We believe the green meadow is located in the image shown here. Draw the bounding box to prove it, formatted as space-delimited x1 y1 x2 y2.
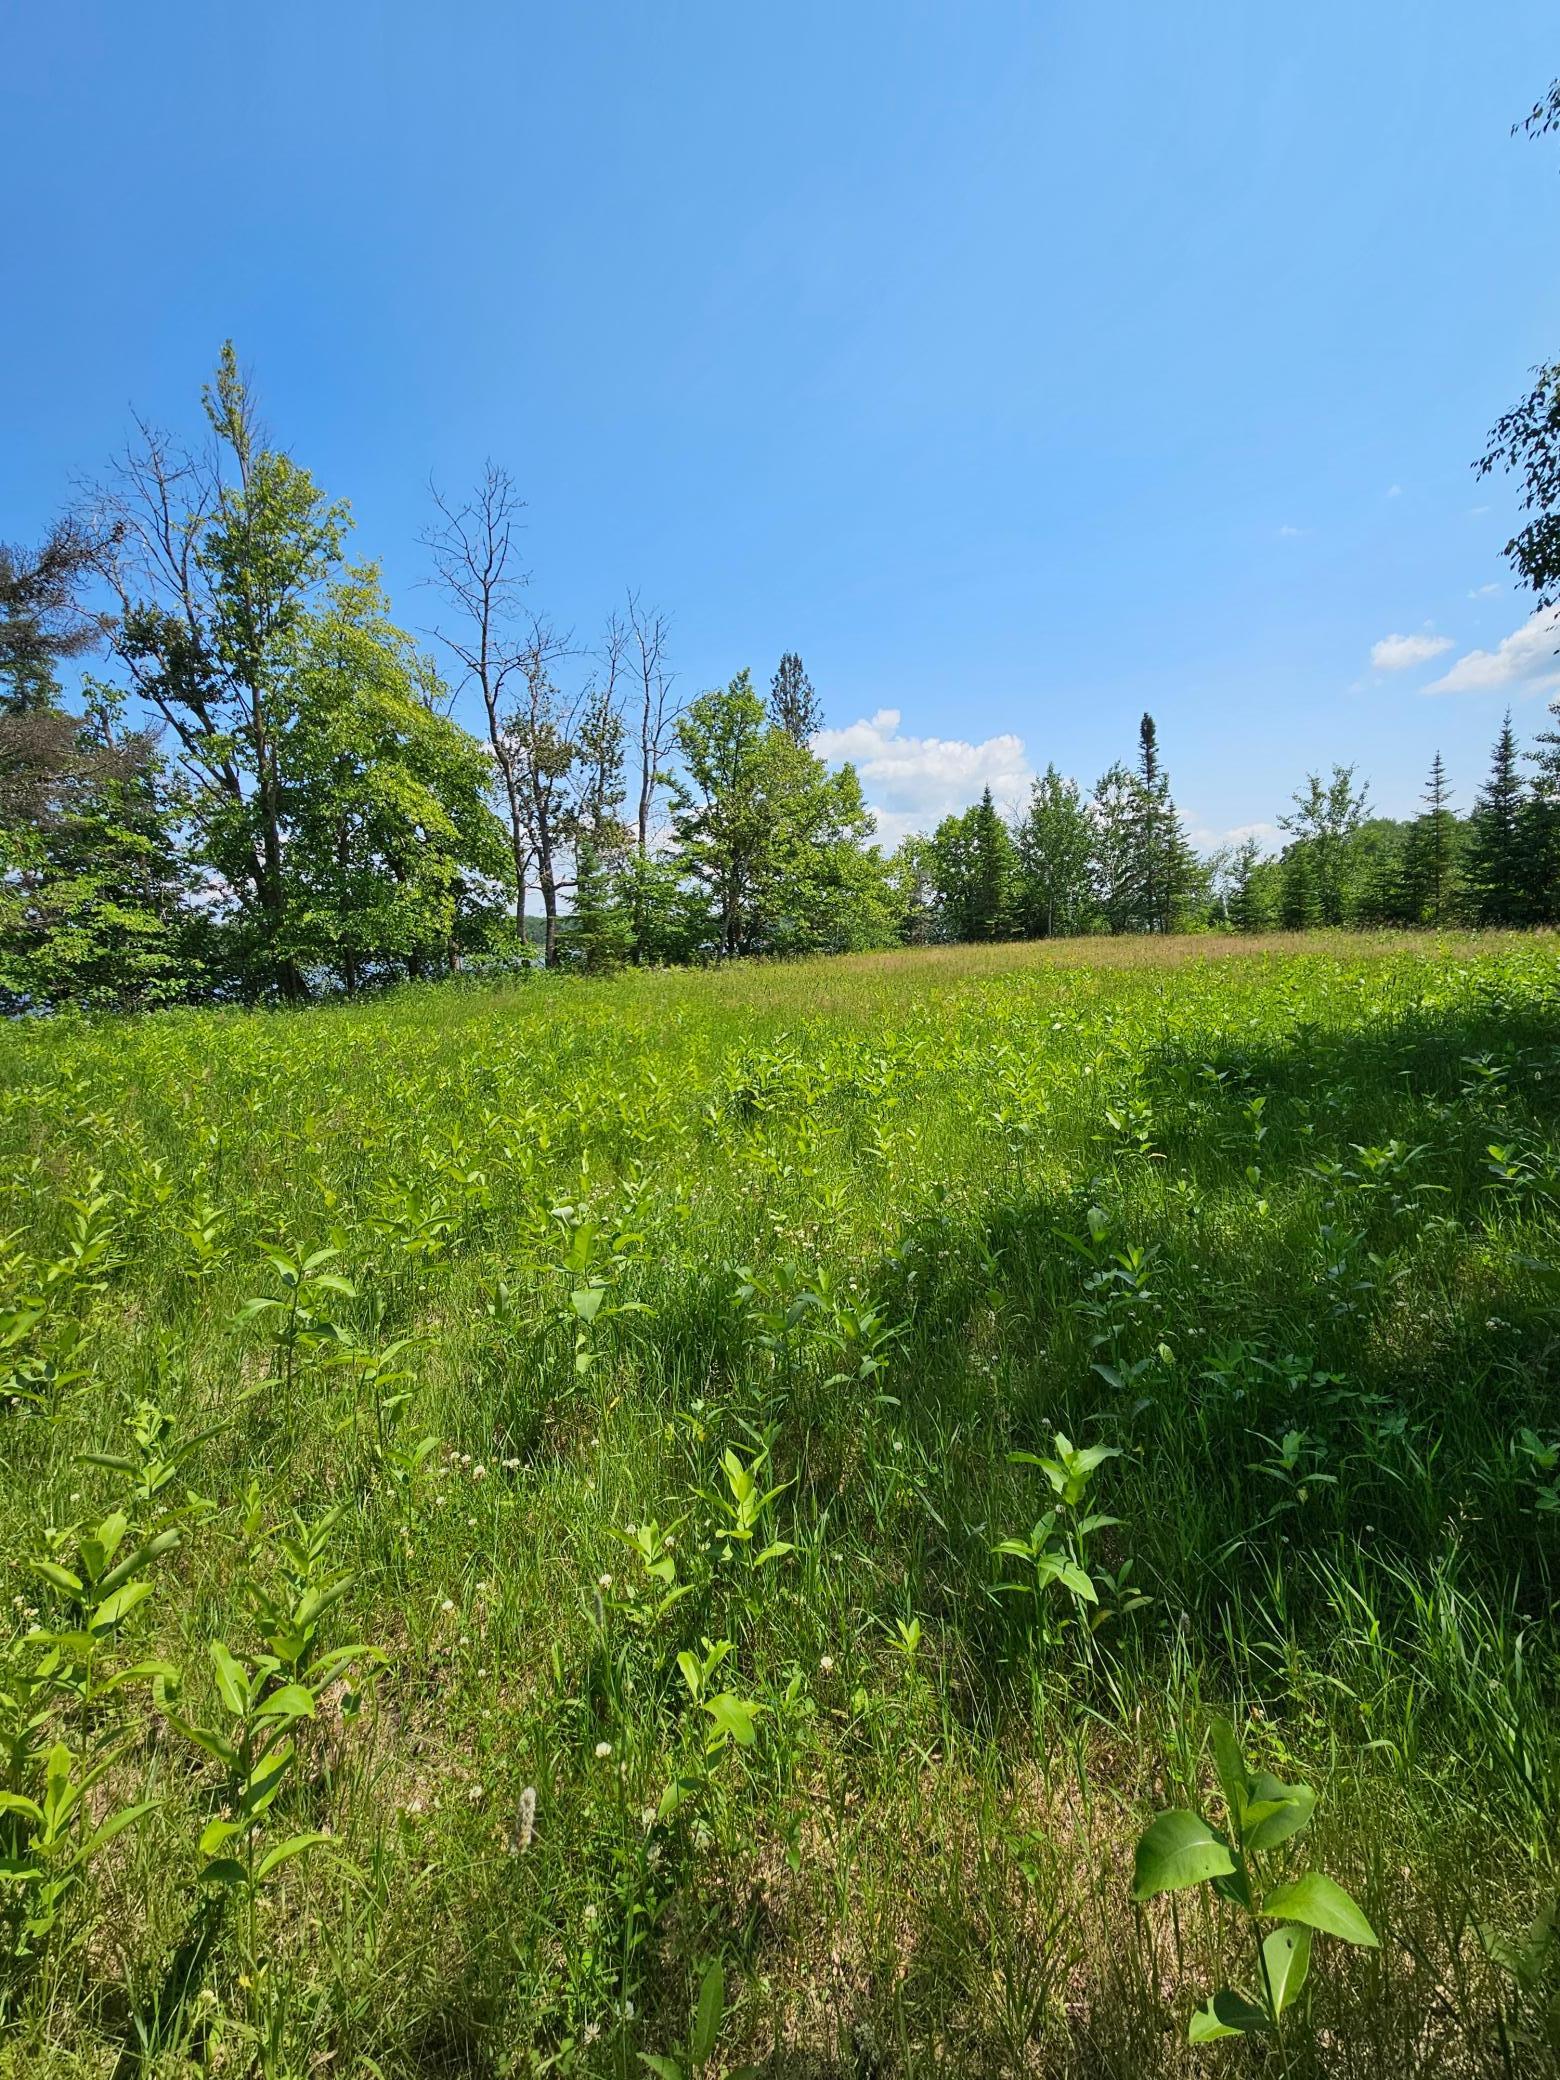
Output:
2 931 1558 2077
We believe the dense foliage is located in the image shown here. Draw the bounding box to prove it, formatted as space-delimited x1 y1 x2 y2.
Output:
8 328 1560 1015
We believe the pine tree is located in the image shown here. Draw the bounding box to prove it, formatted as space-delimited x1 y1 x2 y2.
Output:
1465 714 1530 925
768 653 822 742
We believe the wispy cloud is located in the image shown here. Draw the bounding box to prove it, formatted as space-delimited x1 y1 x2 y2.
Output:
813 708 1032 848
1370 631 1454 671
1277 523 1304 539
1424 604 1560 696
1467 582 1502 599
1386 484 1403 499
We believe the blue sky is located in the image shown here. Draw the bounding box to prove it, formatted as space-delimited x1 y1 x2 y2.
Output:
5 2 1559 849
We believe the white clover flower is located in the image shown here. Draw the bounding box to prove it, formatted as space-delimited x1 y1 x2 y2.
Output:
594 1740 612 1759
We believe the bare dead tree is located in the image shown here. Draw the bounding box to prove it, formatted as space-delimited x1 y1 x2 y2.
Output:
624 591 680 854
422 463 535 939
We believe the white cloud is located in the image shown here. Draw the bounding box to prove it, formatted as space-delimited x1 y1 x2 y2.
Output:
1370 631 1454 671
1185 817 1281 855
1424 604 1560 696
1468 582 1502 599
812 708 1032 848
1386 484 1403 498
1277 523 1303 538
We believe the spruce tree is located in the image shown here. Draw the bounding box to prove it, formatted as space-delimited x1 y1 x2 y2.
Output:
970 785 1014 940
1465 714 1530 925
1399 752 1457 924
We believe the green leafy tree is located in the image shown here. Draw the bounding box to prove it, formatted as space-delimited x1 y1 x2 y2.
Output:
1014 765 1094 936
0 528 189 1011
0 687 190 1013
1278 766 1369 927
671 672 778 956
96 343 349 999
268 571 512 988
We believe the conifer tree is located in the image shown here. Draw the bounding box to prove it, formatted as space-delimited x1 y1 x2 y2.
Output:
768 652 822 742
1399 751 1457 924
1465 714 1530 925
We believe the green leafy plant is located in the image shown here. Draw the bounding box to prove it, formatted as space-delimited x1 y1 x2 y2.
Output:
657 1639 764 1825
1131 1715 1378 2049
994 1433 1144 1642
0 1738 155 1982
639 1956 757 2080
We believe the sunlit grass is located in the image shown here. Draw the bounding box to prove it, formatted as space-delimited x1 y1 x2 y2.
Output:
0 931 1557 2076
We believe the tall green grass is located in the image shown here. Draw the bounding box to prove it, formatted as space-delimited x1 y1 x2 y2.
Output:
0 931 1557 2076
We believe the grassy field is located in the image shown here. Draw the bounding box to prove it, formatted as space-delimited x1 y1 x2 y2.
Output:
2 932 1559 2077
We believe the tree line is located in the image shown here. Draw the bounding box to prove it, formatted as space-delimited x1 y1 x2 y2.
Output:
4 315 1560 1013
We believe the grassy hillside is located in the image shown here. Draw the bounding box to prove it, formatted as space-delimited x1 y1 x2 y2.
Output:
2 933 1558 2077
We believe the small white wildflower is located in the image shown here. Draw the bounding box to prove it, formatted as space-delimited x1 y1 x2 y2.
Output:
583 1902 598 1923
594 1740 612 1759
819 1654 834 1674
472 1465 487 1482
597 1572 613 1591
440 1598 455 1614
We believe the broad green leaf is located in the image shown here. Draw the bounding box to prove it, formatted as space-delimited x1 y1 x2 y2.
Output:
1262 1924 1312 2015
240 1744 294 1819
1131 1810 1236 1899
1210 1715 1249 1824
1262 1872 1379 1947
692 1956 725 2064
703 1692 760 1747
637 2059 684 2080
1188 1989 1270 2041
199 1815 243 1857
198 1857 247 1888
1243 1772 1315 1852
256 1831 332 1880
96 1528 181 1596
571 1285 607 1323
209 1641 251 1717
1055 1561 1097 1601
255 1682 316 1725
90 1580 154 1634
166 1716 239 1772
